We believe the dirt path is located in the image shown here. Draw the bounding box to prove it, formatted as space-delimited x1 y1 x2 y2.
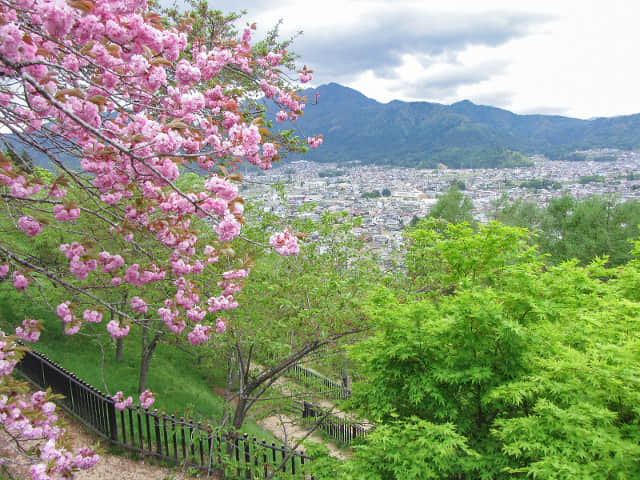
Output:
257 412 347 460
248 365 357 460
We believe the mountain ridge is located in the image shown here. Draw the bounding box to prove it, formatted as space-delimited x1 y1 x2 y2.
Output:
285 83 640 168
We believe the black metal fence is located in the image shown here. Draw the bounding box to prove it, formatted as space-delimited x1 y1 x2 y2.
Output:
285 364 351 400
301 401 371 446
16 348 311 477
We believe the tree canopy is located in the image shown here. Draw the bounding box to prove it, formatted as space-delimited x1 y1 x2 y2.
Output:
337 221 640 480
0 0 319 476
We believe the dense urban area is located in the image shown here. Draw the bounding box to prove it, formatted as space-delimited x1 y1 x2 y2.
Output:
243 149 640 259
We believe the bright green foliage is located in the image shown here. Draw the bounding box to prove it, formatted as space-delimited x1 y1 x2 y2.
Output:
339 419 477 480
427 185 474 225
231 207 373 359
405 220 536 298
342 221 640 479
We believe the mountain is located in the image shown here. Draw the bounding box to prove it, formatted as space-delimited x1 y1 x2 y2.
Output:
282 83 640 168
8 83 640 172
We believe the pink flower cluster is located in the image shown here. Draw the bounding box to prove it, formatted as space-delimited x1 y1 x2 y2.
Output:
112 391 132 411
307 135 324 149
0 334 20 376
270 231 300 256
0 333 99 479
187 324 212 346
82 310 102 323
130 296 148 314
139 389 155 409
207 295 238 314
60 242 98 281
15 319 41 342
17 216 42 237
106 320 130 339
56 302 81 335
53 204 80 221
298 66 313 83
98 251 124 274
122 264 166 286
12 271 30 290
215 318 227 333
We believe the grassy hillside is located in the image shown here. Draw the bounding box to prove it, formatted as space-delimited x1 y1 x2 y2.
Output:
0 286 275 441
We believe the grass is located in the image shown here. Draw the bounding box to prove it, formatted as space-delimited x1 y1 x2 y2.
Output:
0 286 277 443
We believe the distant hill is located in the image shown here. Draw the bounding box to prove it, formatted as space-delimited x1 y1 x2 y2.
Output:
279 83 640 169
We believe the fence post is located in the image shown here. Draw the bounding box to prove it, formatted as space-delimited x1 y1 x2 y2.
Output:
107 400 118 442
153 410 162 454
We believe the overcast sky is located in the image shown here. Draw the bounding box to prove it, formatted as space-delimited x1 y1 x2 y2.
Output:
176 0 639 119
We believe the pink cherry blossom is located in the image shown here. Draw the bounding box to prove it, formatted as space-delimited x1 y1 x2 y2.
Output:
204 176 238 202
0 1 319 472
270 231 300 256
53 204 81 221
71 446 99 469
307 135 323 149
214 215 241 242
262 143 277 158
215 318 226 333
42 0 76 38
15 319 41 342
187 324 212 346
130 296 148 314
82 310 102 324
17 216 42 237
112 391 133 411
106 320 130 339
276 110 289 123
12 271 30 290
299 71 313 83
139 390 155 409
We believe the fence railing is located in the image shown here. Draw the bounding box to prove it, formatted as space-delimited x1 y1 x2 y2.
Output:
301 401 371 446
16 348 311 477
285 364 351 400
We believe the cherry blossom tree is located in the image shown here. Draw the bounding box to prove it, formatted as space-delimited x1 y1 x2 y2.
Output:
0 0 320 477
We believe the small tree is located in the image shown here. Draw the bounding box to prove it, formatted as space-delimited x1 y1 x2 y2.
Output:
214 207 376 432
428 185 474 224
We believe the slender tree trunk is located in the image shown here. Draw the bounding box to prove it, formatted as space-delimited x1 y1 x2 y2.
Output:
138 321 161 394
115 337 123 361
114 293 127 361
232 396 248 432
220 354 237 429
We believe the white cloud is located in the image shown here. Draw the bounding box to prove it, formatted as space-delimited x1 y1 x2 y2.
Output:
170 0 640 118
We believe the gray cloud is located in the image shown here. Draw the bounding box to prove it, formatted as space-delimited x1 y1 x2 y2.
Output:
517 105 570 116
169 0 281 14
296 9 551 83
393 59 509 100
470 90 515 109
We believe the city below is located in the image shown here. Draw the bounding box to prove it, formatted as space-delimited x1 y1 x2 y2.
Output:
242 149 640 260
